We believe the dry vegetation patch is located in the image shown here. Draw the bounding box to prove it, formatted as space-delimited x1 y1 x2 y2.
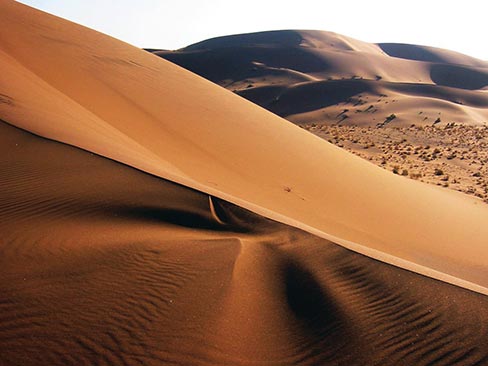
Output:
303 123 488 203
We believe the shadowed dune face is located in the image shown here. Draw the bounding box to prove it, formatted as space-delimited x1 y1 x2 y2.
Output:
238 78 488 118
151 30 488 126
2 120 488 365
378 43 488 67
430 64 488 90
379 43 446 63
241 80 375 117
157 46 330 83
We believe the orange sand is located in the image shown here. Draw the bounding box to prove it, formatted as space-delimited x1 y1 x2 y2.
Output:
1 2 488 364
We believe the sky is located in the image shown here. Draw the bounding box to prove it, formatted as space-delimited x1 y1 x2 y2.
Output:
16 0 487 60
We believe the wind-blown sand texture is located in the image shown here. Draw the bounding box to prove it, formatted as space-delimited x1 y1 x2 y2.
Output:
152 30 488 202
1 1 488 365
2 120 488 365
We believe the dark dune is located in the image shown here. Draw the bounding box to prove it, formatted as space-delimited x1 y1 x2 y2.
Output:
238 79 375 117
234 84 287 109
430 64 488 90
387 80 488 106
238 79 488 119
155 46 330 83
379 43 452 63
2 120 488 365
378 43 488 67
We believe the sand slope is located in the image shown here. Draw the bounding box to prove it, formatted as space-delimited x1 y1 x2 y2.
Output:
152 30 488 126
1 0 488 295
2 120 488 365
151 30 488 203
2 2 488 364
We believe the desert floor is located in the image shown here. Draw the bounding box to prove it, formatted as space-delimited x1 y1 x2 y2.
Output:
304 123 488 203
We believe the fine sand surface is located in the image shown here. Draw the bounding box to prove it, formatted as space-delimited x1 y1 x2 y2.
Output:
1 0 488 294
2 120 488 366
1 1 488 364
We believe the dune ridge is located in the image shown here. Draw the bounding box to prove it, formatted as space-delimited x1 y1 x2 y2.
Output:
153 29 488 125
1 0 488 295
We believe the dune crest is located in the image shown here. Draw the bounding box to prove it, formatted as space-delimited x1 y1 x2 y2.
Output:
154 30 488 124
1 0 488 297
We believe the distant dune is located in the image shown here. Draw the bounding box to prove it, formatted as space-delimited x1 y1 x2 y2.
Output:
151 30 488 126
1 1 488 365
151 30 488 204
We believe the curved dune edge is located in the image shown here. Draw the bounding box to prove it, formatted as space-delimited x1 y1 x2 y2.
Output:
3 120 488 366
1 0 488 295
2 117 487 297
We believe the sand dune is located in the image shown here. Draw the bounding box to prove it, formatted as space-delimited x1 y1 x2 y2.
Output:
2 120 488 365
378 43 488 67
152 30 488 125
1 0 488 293
152 30 488 203
1 1 488 364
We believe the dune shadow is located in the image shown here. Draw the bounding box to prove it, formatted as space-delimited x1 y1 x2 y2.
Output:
378 43 446 63
100 205 227 231
430 64 488 90
102 198 276 234
284 261 345 334
236 85 287 110
269 79 374 116
209 197 278 233
387 81 488 107
159 46 331 83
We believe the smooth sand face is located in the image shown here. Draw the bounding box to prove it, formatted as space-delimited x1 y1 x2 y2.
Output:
2 120 488 365
1 0 488 294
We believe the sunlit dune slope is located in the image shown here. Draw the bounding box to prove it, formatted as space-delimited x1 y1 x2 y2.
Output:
152 30 488 126
1 0 488 294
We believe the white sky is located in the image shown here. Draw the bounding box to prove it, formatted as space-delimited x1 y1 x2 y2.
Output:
16 0 487 60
